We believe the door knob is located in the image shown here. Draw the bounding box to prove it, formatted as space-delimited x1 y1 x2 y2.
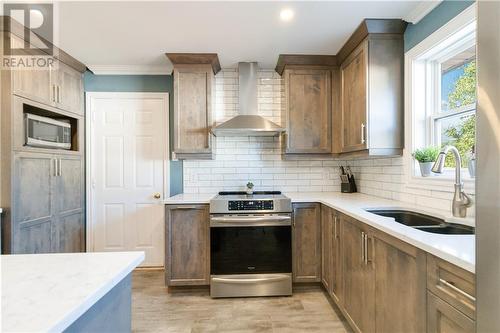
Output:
153 193 161 199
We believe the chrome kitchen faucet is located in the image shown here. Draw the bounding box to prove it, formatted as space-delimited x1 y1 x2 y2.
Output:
431 145 473 218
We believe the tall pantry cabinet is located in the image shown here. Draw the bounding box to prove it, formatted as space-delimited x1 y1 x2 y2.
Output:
1 17 87 254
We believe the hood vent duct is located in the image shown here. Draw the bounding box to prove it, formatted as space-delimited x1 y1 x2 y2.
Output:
211 62 285 137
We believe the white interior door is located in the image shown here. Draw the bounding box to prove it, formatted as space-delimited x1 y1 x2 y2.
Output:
87 93 169 267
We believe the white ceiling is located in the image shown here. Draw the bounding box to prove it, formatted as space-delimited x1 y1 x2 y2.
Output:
56 1 428 74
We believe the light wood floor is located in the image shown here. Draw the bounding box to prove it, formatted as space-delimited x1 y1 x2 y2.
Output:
132 269 349 333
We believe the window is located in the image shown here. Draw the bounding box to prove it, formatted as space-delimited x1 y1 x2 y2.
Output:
406 4 476 184
434 47 476 168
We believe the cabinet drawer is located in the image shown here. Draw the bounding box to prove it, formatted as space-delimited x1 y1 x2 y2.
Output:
427 254 475 319
427 291 475 333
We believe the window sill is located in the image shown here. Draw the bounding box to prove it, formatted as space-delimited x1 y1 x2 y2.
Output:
406 173 475 194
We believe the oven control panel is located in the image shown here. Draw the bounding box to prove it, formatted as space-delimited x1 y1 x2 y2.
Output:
228 200 274 211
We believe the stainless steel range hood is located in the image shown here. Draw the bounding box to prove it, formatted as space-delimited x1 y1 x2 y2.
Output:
211 62 285 137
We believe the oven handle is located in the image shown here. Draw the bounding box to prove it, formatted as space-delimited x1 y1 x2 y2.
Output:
212 275 290 284
210 215 291 227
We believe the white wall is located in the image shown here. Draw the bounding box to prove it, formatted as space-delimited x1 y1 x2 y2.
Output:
182 69 475 215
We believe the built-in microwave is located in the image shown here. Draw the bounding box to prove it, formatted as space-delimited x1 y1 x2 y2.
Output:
25 113 72 149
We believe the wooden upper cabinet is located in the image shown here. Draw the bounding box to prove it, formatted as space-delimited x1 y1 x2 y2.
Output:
167 53 220 160
340 44 367 153
284 68 332 154
276 55 337 158
9 34 53 106
338 19 406 157
8 32 85 115
165 204 210 286
54 61 84 115
292 203 321 282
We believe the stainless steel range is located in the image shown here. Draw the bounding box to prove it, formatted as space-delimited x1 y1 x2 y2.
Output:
209 191 292 298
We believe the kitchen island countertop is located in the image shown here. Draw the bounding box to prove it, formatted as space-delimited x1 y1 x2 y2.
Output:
1 251 144 332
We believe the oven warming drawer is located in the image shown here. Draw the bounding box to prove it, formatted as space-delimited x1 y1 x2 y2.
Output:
210 273 292 298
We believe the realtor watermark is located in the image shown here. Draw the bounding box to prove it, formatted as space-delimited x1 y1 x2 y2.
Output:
2 3 56 70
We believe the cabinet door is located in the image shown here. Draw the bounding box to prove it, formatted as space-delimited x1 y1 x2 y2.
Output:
56 61 84 115
331 212 343 303
285 69 332 154
374 233 427 333
321 205 333 291
52 212 84 253
10 33 54 106
13 153 55 253
341 42 368 153
165 205 210 286
342 216 375 333
427 292 475 333
53 156 84 252
292 203 321 282
173 67 213 156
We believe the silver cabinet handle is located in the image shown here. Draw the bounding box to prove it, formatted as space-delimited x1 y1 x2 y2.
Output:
52 84 56 103
174 206 198 209
58 158 62 176
334 216 338 239
361 231 365 263
57 85 61 103
361 123 366 144
53 158 57 176
438 278 476 302
364 234 368 265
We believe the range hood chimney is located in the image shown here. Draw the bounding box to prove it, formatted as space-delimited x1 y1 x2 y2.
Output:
211 62 285 137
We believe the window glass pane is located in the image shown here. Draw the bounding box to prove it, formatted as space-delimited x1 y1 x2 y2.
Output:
440 46 476 112
435 113 476 168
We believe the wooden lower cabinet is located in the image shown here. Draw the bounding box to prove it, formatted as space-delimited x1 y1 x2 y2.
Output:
341 215 375 333
328 210 427 333
321 205 333 291
427 291 475 333
331 211 343 303
165 204 210 286
373 231 427 333
292 203 321 282
321 206 343 302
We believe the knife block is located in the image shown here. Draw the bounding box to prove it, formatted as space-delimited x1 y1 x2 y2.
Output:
341 176 357 193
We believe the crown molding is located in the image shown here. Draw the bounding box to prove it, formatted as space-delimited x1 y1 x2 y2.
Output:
88 65 171 75
404 1 442 24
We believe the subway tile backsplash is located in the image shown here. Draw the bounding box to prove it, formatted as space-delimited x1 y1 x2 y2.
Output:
181 69 475 214
183 136 343 194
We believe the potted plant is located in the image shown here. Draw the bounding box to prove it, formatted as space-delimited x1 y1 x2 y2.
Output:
246 182 254 195
412 147 440 177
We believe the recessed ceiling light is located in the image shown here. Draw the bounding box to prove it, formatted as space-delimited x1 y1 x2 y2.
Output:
280 8 294 22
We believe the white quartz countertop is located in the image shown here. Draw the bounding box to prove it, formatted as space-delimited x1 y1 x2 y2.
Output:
163 193 215 205
1 251 144 332
164 192 475 273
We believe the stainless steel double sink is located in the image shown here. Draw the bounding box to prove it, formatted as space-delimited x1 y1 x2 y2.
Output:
365 209 474 235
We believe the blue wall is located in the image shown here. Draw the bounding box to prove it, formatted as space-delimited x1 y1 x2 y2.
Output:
404 0 475 51
84 72 183 196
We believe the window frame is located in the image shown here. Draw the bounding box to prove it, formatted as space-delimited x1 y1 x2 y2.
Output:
404 4 476 193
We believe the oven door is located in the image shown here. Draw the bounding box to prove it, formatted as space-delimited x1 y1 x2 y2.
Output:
210 214 292 297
